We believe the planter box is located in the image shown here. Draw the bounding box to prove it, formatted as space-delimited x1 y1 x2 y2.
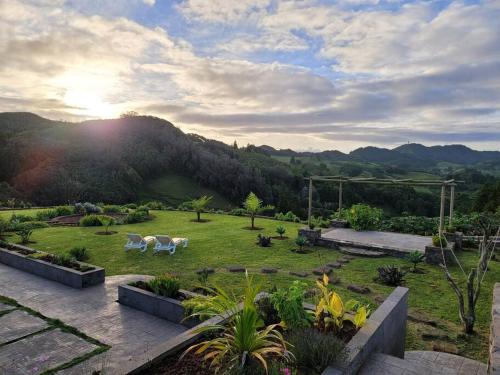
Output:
322 287 409 375
330 219 348 228
118 284 201 327
444 231 463 251
0 245 104 288
298 227 322 244
424 244 454 265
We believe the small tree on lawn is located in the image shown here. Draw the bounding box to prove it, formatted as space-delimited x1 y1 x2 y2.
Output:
244 192 262 229
276 225 286 239
190 196 213 222
99 216 114 234
295 235 307 252
405 251 425 272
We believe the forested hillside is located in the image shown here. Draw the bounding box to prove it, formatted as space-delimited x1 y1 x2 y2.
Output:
0 112 498 217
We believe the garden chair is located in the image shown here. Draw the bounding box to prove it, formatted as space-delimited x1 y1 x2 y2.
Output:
153 235 188 255
124 233 153 253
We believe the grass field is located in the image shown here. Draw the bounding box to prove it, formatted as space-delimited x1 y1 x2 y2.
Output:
1 209 497 362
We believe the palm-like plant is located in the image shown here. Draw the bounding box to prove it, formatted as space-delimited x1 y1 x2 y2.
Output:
405 250 425 272
190 195 213 222
244 192 262 229
276 225 286 239
99 215 114 234
295 235 307 252
182 273 291 373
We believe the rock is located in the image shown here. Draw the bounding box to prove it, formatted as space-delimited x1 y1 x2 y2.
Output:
337 258 350 264
196 268 214 274
289 271 309 278
312 266 332 276
227 266 246 273
326 262 342 269
342 255 355 260
304 288 319 298
347 284 371 294
432 342 459 354
318 276 341 285
340 247 385 258
261 267 278 274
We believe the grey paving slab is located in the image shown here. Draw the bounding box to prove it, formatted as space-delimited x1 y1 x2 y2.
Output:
0 329 97 375
0 302 14 312
322 228 430 252
0 310 48 345
0 263 187 374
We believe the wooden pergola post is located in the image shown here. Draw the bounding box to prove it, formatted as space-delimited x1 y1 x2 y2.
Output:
308 177 313 228
449 185 455 226
439 184 446 236
338 180 343 212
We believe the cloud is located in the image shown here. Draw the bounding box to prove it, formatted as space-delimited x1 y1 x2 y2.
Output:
143 0 155 6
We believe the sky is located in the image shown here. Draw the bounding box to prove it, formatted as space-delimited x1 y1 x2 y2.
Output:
0 0 499 152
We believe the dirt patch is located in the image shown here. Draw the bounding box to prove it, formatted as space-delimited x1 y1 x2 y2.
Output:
144 351 213 375
271 236 289 240
242 226 264 230
190 219 211 223
95 231 118 235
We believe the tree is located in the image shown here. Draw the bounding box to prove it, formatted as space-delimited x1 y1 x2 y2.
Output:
405 251 425 272
99 216 114 234
295 235 307 252
243 192 262 229
276 225 286 239
233 140 238 150
190 195 213 222
120 110 139 118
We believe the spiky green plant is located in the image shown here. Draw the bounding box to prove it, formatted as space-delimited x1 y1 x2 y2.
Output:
405 251 425 272
244 192 263 229
190 195 213 222
276 225 286 239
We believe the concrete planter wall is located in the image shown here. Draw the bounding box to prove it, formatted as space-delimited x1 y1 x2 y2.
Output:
424 244 454 265
330 219 348 228
444 231 463 251
322 287 409 375
118 284 201 327
298 227 322 244
489 283 500 375
0 246 104 288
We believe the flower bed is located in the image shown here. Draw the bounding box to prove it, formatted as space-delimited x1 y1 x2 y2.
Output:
0 243 104 288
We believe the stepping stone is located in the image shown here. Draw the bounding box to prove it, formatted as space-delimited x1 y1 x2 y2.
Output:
347 284 371 294
261 268 277 274
227 265 246 272
340 247 385 258
337 258 350 264
342 255 355 260
318 276 341 285
289 271 309 278
196 268 215 274
0 302 14 312
312 266 333 276
0 329 98 375
326 262 342 269
0 310 48 345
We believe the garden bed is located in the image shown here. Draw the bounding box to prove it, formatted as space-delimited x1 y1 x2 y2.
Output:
118 283 201 327
49 213 127 226
0 244 104 288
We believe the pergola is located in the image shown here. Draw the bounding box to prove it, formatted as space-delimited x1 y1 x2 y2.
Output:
306 175 463 235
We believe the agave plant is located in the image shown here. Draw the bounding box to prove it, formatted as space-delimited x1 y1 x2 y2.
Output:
182 273 292 373
314 274 369 333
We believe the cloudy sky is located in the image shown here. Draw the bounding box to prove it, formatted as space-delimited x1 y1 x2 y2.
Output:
1 0 499 152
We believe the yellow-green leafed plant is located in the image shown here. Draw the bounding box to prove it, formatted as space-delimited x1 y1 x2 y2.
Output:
315 274 369 333
182 273 292 373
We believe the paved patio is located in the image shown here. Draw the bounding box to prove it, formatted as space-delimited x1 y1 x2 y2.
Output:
0 263 187 374
322 227 431 253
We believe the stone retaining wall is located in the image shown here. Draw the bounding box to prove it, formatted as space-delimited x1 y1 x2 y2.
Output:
489 283 500 375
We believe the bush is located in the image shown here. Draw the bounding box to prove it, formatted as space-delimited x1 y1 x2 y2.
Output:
69 247 89 262
84 202 102 214
136 205 150 214
276 225 286 238
126 210 149 224
147 274 180 298
123 203 137 210
405 251 425 272
229 208 247 216
10 213 35 223
295 235 307 252
79 215 103 227
310 216 330 229
377 265 406 286
256 295 280 326
17 227 33 244
270 281 311 329
286 328 347 374
102 205 123 213
256 234 272 247
432 234 448 247
274 211 300 222
380 216 438 236
345 204 383 231
144 201 165 210
0 217 8 238
12 221 49 231
51 253 75 268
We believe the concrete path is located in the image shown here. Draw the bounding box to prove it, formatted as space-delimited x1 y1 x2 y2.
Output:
0 263 187 374
322 228 430 253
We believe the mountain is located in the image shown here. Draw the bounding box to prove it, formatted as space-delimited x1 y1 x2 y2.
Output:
394 143 500 164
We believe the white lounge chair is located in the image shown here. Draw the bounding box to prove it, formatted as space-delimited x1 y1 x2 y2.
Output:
153 235 188 255
124 234 154 253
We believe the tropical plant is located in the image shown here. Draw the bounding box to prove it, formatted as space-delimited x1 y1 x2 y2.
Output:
405 251 425 272
256 234 272 247
197 268 211 287
148 274 180 298
69 247 90 262
314 275 369 333
286 328 347 374
276 225 286 238
182 274 291 373
274 211 300 223
295 235 307 252
0 217 8 239
345 204 383 231
256 295 280 326
244 192 262 229
190 195 213 222
270 281 311 329
17 227 33 244
432 234 448 247
376 265 406 286
99 215 115 234
79 214 103 227
102 205 123 213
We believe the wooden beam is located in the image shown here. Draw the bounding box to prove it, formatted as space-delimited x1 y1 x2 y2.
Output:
449 185 455 225
439 184 446 236
308 177 313 228
338 181 343 212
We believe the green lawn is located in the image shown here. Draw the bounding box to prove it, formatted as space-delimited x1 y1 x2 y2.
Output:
1 209 498 362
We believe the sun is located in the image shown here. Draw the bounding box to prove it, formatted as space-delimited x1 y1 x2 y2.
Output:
64 89 117 119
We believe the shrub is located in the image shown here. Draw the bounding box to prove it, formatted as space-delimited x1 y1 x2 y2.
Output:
83 202 102 214
295 235 307 252
256 234 272 247
274 211 300 222
345 204 383 231
276 225 286 238
0 217 8 239
136 205 150 214
270 281 311 329
12 221 49 231
229 208 247 216
256 295 280 326
197 268 211 287
432 234 448 247
69 247 89 262
79 215 103 227
377 265 406 286
17 228 33 244
55 206 74 216
310 216 330 229
126 210 149 224
123 203 137 210
102 205 123 213
286 328 347 374
10 213 35 223
380 216 438 236
405 251 425 272
144 201 165 210
51 253 75 268
148 274 180 298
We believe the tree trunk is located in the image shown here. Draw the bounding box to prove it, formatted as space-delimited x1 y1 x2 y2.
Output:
197 211 201 222
251 215 255 229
